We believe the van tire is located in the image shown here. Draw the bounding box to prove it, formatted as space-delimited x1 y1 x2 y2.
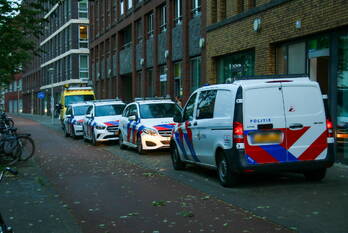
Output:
217 150 238 187
171 143 185 170
119 132 126 150
304 168 326 181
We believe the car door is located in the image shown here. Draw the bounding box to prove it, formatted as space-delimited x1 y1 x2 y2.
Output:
120 105 130 141
84 106 92 138
176 92 200 162
281 83 328 161
243 83 287 164
65 106 73 134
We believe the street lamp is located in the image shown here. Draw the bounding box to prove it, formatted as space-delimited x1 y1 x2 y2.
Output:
48 67 55 123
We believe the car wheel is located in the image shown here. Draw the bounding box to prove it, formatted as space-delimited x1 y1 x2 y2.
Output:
304 168 326 181
137 136 145 155
71 125 77 139
63 125 69 137
217 151 238 187
119 132 126 150
92 129 98 146
170 143 185 170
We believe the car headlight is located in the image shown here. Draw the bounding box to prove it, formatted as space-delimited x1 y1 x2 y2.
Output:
95 125 106 130
142 128 158 136
75 121 83 125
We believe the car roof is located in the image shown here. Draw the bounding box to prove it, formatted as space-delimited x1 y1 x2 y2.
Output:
93 100 125 106
133 99 175 105
69 102 92 107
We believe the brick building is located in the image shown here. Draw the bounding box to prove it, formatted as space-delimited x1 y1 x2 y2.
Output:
89 0 206 102
206 0 348 163
22 0 90 115
4 74 23 113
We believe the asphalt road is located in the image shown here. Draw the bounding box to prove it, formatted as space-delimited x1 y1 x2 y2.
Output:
9 114 348 233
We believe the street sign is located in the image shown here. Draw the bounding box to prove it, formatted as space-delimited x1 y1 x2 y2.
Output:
37 92 45 99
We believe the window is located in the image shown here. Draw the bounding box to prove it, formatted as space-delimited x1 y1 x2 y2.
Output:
174 0 182 25
79 25 88 48
217 50 255 83
139 103 180 119
147 12 154 37
135 19 143 43
159 5 167 32
191 57 201 92
136 72 142 97
95 104 125 116
126 104 138 117
112 54 117 76
121 26 132 48
174 62 183 98
66 106 72 115
120 0 124 15
192 0 201 16
196 90 217 119
147 68 154 97
183 93 197 121
78 0 88 18
107 55 112 77
79 55 89 79
214 90 234 118
65 95 94 106
128 0 132 9
288 42 306 74
73 105 90 116
160 65 168 97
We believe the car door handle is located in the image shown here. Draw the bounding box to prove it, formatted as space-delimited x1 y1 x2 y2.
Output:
289 123 304 129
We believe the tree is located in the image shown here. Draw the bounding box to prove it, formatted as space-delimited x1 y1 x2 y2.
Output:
0 0 56 85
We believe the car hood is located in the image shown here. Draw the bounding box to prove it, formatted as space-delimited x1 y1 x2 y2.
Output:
94 116 122 126
140 118 176 131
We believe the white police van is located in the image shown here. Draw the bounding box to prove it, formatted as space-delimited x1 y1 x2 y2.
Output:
64 102 92 138
171 77 335 187
82 99 126 145
119 98 181 154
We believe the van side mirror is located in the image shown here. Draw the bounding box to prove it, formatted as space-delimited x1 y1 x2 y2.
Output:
128 115 137 121
173 113 183 123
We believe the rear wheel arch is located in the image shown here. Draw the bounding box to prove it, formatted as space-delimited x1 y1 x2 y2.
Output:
215 147 225 167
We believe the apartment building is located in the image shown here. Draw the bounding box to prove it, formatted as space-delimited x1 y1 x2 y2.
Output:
4 74 23 113
206 0 348 163
89 0 206 101
22 0 90 115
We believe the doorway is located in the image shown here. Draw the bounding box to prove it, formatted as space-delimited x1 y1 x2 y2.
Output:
309 56 329 95
121 74 133 102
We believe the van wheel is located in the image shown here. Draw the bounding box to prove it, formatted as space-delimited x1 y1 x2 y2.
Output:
304 168 326 181
137 136 145 155
217 151 238 187
171 143 185 170
119 132 126 150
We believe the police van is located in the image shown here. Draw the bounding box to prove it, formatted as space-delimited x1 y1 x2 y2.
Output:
171 77 335 187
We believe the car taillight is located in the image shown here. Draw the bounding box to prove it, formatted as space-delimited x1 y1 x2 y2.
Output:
326 119 333 137
233 122 244 143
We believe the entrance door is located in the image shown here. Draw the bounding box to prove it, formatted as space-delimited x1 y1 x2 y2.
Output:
309 56 330 95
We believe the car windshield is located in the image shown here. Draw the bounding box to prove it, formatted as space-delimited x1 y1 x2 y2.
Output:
65 95 94 106
139 103 181 119
95 104 125 117
73 105 90 116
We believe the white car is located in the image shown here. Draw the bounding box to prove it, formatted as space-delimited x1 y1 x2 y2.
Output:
82 99 126 145
119 98 181 154
63 102 91 138
171 77 335 187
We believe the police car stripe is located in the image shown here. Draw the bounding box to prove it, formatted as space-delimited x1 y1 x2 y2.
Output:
175 132 188 160
298 131 328 161
183 133 200 162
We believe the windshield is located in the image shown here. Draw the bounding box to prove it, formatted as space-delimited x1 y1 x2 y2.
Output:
95 104 125 117
65 95 94 106
73 105 90 116
139 103 181 119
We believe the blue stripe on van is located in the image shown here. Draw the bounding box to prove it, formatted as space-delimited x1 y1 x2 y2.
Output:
183 133 200 162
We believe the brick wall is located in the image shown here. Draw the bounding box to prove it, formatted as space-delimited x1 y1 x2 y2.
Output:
206 0 348 83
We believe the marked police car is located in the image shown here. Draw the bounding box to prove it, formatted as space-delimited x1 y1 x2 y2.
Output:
63 102 91 138
171 76 335 187
118 98 181 154
82 99 126 145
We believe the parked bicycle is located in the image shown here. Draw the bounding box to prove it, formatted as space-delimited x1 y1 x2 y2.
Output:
0 112 14 128
0 167 18 233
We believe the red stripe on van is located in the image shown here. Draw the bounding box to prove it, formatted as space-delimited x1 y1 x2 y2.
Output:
281 127 310 149
298 131 328 161
244 145 279 164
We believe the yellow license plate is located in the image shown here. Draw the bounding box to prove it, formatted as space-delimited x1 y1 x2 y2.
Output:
253 132 282 144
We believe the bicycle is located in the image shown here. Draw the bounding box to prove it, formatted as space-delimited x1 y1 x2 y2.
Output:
0 167 18 233
0 112 14 128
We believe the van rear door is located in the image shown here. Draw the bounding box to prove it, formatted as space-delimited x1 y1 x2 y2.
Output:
243 84 287 164
281 83 328 161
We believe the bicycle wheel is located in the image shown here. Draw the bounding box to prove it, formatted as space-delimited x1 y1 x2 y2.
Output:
17 136 35 161
0 148 20 166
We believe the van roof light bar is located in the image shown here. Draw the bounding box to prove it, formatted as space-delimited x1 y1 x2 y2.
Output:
134 96 172 101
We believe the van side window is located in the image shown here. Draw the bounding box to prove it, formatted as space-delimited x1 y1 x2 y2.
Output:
196 90 217 119
183 93 197 121
214 90 234 118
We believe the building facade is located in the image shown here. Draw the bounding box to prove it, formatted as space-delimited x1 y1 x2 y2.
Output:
206 0 348 163
89 0 207 102
22 0 90 115
4 74 23 113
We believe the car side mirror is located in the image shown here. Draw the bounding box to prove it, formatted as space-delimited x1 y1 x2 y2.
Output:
86 114 92 119
128 115 137 121
65 114 71 118
173 113 183 123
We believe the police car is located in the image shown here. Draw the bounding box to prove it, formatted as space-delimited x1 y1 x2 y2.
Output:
171 76 335 187
82 99 126 145
118 98 181 154
63 102 91 138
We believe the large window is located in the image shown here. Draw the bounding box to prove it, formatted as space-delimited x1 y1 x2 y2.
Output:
174 62 183 98
147 12 154 37
216 50 254 83
196 90 217 119
135 19 143 43
120 0 124 15
136 71 142 97
191 57 201 92
192 0 201 16
78 0 88 18
159 5 167 32
276 42 306 75
159 65 168 97
128 0 132 9
96 104 125 117
79 55 89 79
139 103 180 119
147 68 154 97
79 25 88 48
174 0 182 25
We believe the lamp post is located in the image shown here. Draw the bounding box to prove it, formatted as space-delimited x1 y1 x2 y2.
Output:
48 67 55 123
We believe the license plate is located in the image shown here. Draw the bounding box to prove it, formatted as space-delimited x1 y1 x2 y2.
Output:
252 131 282 144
